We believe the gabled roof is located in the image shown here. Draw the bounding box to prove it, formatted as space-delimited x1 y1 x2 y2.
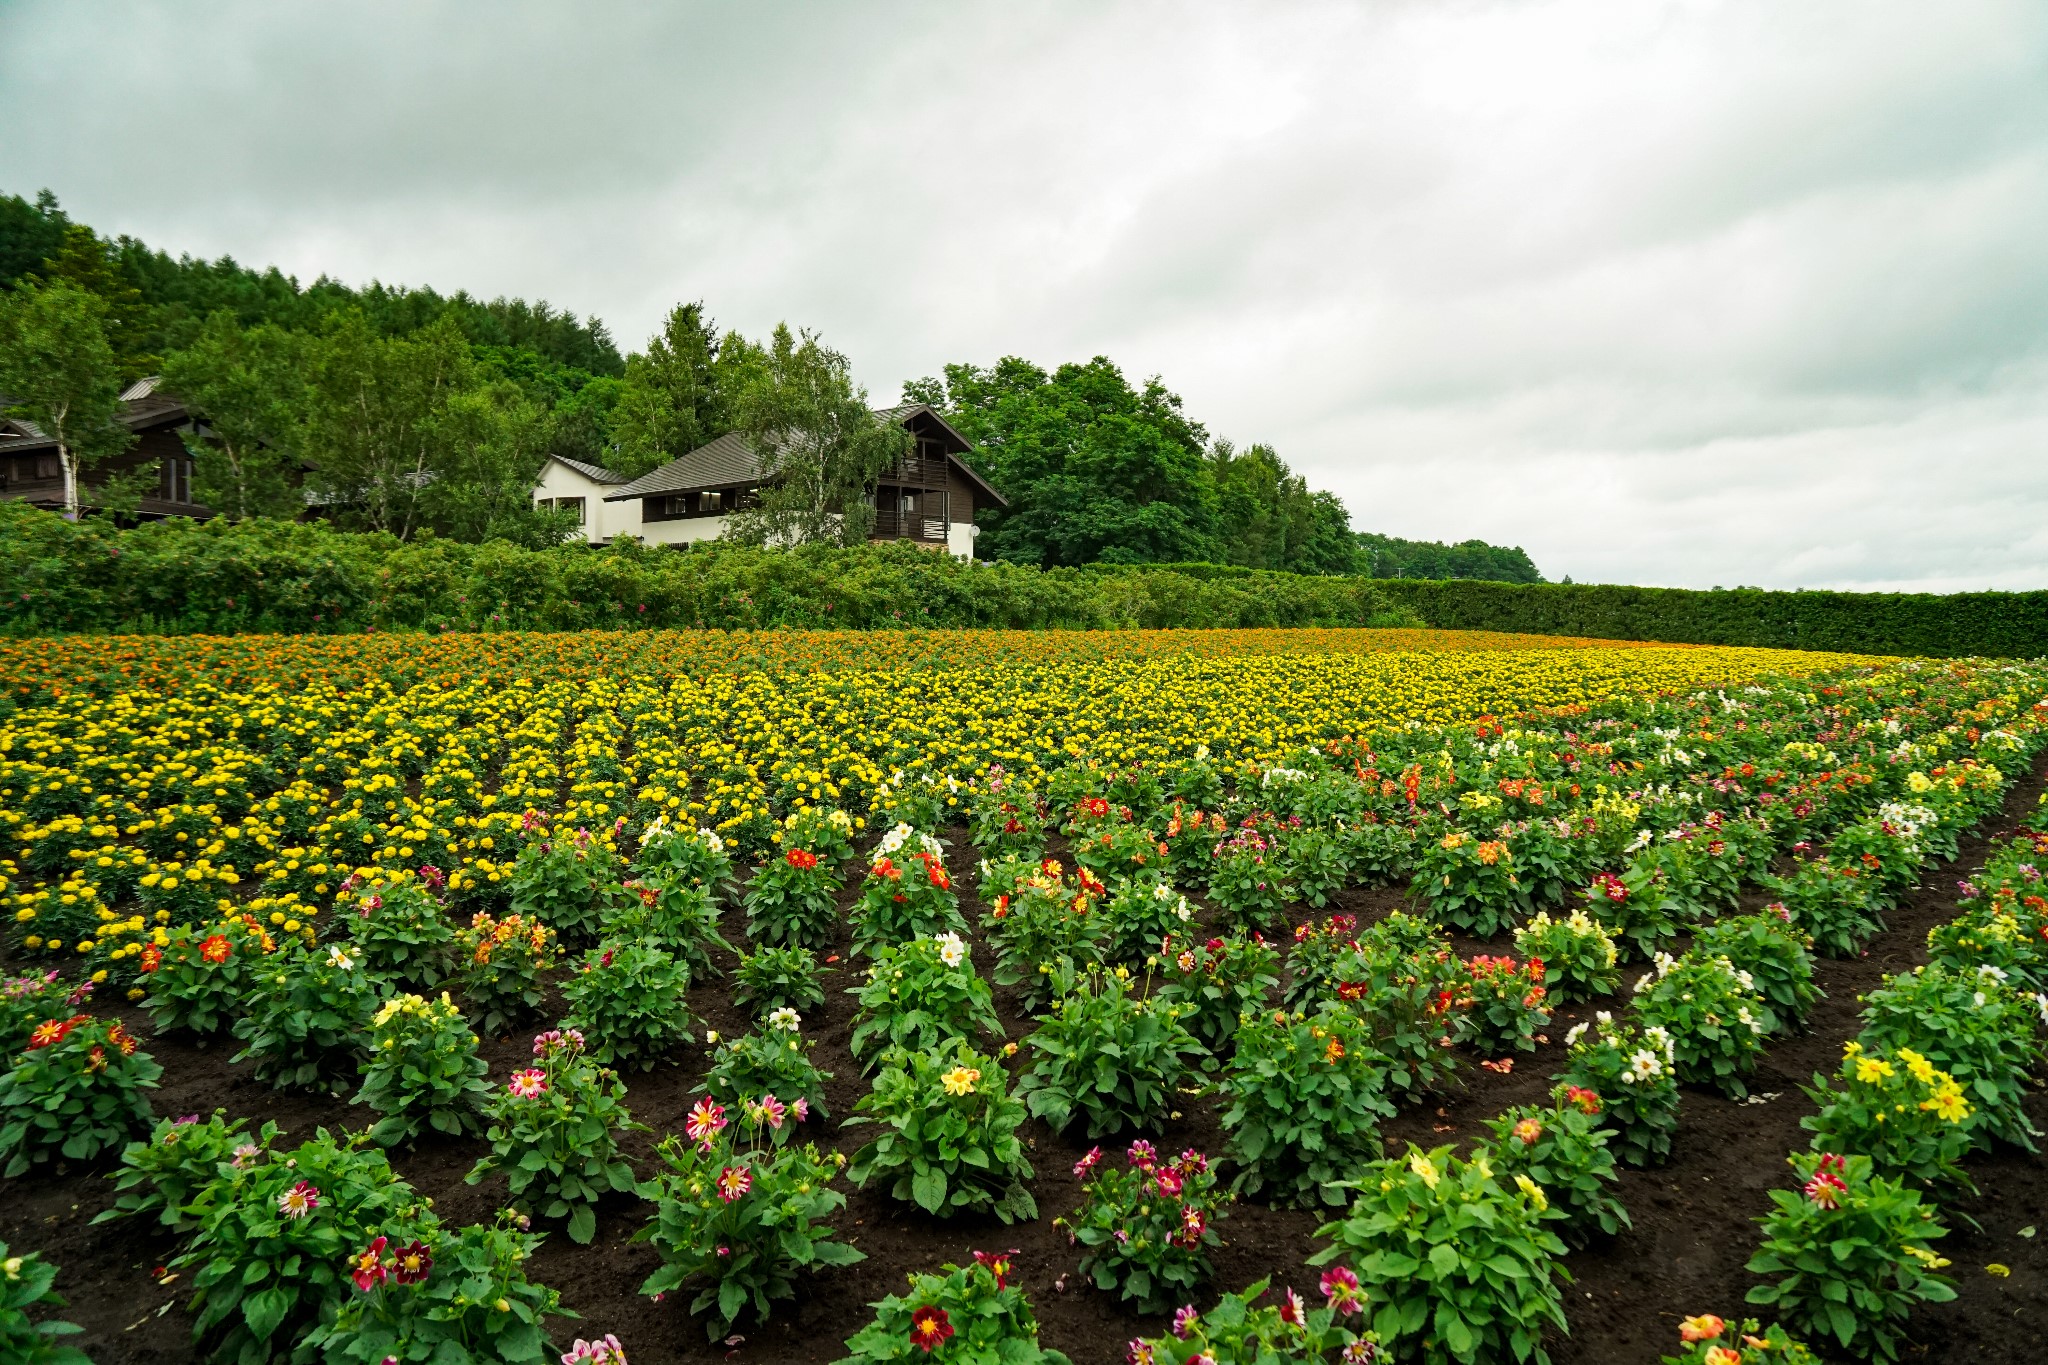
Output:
0 375 192 455
548 454 631 485
604 404 1006 507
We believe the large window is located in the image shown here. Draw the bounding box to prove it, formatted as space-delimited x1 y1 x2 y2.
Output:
159 455 191 504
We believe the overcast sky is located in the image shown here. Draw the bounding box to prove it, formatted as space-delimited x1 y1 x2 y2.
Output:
3 1 2044 590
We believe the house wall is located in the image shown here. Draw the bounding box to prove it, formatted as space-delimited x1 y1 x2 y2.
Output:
946 466 979 559
534 461 635 543
0 424 211 520
636 513 728 547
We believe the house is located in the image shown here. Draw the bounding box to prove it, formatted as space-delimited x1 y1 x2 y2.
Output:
591 403 1004 556
0 377 211 520
533 454 635 543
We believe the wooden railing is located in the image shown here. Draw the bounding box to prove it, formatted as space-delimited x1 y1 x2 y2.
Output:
870 508 948 542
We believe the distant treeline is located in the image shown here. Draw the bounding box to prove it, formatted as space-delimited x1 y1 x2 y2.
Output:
1354 532 1543 583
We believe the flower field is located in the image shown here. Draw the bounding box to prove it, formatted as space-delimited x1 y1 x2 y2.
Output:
2 627 2046 1365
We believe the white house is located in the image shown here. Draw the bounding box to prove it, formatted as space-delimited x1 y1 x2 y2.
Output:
532 455 638 543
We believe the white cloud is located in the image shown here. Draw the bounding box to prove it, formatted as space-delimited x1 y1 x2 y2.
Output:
2 0 2044 589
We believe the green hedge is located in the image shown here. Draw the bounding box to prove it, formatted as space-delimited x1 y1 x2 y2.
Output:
0 503 1417 636
1377 578 2048 659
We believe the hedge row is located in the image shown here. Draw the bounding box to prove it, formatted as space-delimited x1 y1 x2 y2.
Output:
0 503 1417 636
1377 578 2048 660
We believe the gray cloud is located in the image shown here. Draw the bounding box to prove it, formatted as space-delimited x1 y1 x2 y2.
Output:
3 0 2045 590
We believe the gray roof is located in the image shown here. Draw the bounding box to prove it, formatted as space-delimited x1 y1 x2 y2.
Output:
0 376 189 454
605 404 1006 507
549 454 630 484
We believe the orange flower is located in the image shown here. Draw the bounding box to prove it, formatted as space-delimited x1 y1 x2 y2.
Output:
1679 1315 1726 1343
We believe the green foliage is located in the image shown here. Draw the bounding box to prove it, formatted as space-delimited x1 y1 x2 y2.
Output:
1512 909 1619 1003
448 912 559 1038
156 311 308 521
1413 827 1531 937
633 1115 861 1339
0 1239 92 1365
743 846 844 950
1855 964 2048 1151
229 940 375 1089
851 829 966 952
1657 1316 1816 1365
601 878 731 982
1693 911 1821 1034
1552 1013 1681 1167
1205 825 1294 933
608 301 751 479
1219 1004 1396 1208
849 932 1005 1066
1276 825 1351 909
1060 1143 1226 1312
353 991 493 1147
1481 1096 1630 1246
834 1255 1070 1365
0 280 133 518
1151 932 1281 1059
1758 857 1885 959
1310 1144 1570 1365
732 943 829 1016
1800 1043 1976 1199
507 829 623 948
95 1110 255 1234
466 1030 645 1245
1582 863 1688 960
1630 952 1769 1097
982 862 1108 1011
844 1041 1036 1222
1745 1153 1955 1363
0 969 88 1053
1125 1274 1385 1364
1017 965 1205 1138
0 1013 160 1176
1458 955 1551 1056
1355 531 1544 583
697 1016 833 1128
339 876 454 990
556 941 696 1070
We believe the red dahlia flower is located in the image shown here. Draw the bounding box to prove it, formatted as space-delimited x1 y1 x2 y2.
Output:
909 1305 953 1352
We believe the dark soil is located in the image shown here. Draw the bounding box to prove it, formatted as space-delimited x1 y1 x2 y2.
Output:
6 769 2047 1365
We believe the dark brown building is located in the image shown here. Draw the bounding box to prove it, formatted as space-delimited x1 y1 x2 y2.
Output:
0 377 211 520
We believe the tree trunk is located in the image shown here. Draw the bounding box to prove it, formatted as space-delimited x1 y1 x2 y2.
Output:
59 440 78 519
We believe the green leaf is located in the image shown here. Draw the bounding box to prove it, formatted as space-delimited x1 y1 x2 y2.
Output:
912 1166 947 1213
242 1285 294 1342
567 1203 597 1245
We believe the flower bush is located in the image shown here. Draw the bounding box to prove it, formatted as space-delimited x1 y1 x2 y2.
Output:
844 1040 1036 1222
852 826 966 953
698 1014 833 1128
602 877 732 983
1552 1013 1681 1167
1206 825 1292 933
1745 1152 1955 1363
1281 913 1366 1011
449 911 560 1037
1219 1004 1396 1208
1800 1041 1975 1198
302 1211 564 1365
1458 955 1550 1056
1151 933 1281 1059
635 817 736 898
1058 1142 1226 1313
1124 1274 1386 1365
1855 964 2048 1151
733 943 830 1016
466 1030 645 1244
0 1241 90 1365
775 804 858 868
1100 876 1195 967
1693 912 1821 1035
1017 965 1205 1138
633 1099 862 1339
0 1014 160 1176
1324 941 1468 1103
230 941 376 1090
1277 824 1351 909
1481 1093 1630 1246
743 845 844 949
837 1253 1069 1365
338 875 454 989
849 934 1004 1068
1758 857 1885 959
1512 910 1619 1003
352 991 493 1146
0 970 90 1052
1580 862 1688 960
1414 826 1531 937
1310 1143 1569 1365
96 1111 258 1234
1657 1314 1816 1365
1631 952 1769 1097
508 825 626 947
172 1128 435 1365
966 772 1052 861
983 860 1108 1012
557 941 697 1070
139 919 265 1037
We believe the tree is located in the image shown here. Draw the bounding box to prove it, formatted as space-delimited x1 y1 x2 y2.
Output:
0 281 133 518
722 324 909 548
158 311 307 521
419 380 574 547
36 223 157 381
608 302 761 478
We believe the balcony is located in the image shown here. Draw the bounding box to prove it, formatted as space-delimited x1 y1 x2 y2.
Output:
870 508 948 542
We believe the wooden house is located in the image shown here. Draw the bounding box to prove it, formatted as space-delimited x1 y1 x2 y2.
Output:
0 377 210 520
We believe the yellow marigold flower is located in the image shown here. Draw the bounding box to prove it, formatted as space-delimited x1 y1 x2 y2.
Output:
940 1065 981 1097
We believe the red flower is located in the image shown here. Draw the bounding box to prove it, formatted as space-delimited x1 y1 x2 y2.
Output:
1803 1171 1847 1208
910 1305 954 1352
785 848 819 872
140 944 162 973
972 1248 1017 1289
350 1237 390 1292
199 934 232 963
390 1239 432 1284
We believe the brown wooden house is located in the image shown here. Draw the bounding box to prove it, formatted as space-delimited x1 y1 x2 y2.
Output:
0 377 211 520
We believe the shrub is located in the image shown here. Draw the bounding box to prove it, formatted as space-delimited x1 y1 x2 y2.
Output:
836 1253 1070 1365
1630 952 1769 1097
1017 965 1205 1139
732 943 829 1016
557 941 697 1070
603 878 732 982
698 1013 833 1129
1758 858 1885 959
1693 911 1821 1035
849 934 1004 1068
1281 913 1364 1011
1745 1152 1955 1363
1277 824 1350 909
1855 964 2048 1151
1151 932 1281 1059
1481 1093 1630 1246
507 826 625 947
1657 1316 1816 1364
1072 818 1172 886
851 826 966 953
1800 1041 1975 1198
1413 827 1531 937
1552 1013 1680 1167
338 875 454 989
449 911 560 1037
1326 942 1467 1104
0 970 90 1053
466 1029 645 1244
632 817 737 900
773 804 859 869
352 991 492 1146
139 918 268 1037
1100 876 1196 966
1338 818 1417 887
301 1211 563 1365
0 1014 160 1176
844 1040 1036 1222
229 941 375 1089
1218 1005 1395 1208
1512 910 1619 1003
1058 1142 1226 1312
982 861 1108 1012
1127 1274 1390 1362
0 1240 91 1365
743 846 844 949
1581 863 1687 960
633 1101 861 1340
96 1111 258 1234
1458 955 1550 1056
966 774 1052 860
173 1128 434 1365
1828 815 1926 905
1310 1144 1569 1365
1206 825 1293 933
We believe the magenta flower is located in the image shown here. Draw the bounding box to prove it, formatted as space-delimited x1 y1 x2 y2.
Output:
508 1068 548 1100
277 1180 320 1219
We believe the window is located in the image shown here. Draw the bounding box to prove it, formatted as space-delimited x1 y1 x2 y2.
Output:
558 496 585 525
159 455 191 504
35 455 58 480
698 490 721 515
